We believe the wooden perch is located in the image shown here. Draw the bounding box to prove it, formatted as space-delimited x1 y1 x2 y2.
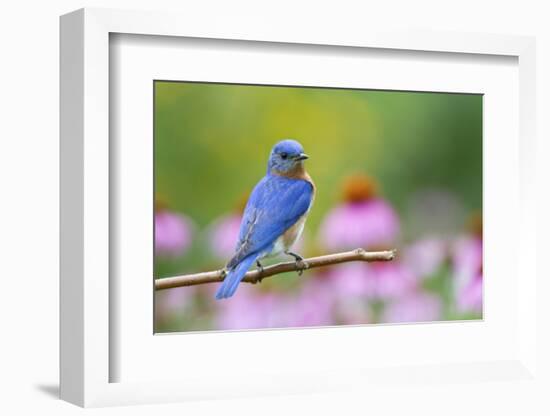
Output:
155 248 396 291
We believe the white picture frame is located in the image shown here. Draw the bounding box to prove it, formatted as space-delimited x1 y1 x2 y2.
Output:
60 7 538 408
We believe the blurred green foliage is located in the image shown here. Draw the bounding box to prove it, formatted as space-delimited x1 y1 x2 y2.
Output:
155 81 481 229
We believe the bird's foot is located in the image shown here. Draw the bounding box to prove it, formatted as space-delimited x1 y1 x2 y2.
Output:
255 260 264 283
286 251 306 276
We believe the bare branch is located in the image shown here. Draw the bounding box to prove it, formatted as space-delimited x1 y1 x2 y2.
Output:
155 248 396 291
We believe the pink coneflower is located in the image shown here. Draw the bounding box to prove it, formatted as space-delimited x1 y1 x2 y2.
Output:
325 261 418 301
334 297 372 325
319 174 399 251
452 235 482 290
208 213 243 260
154 203 194 258
288 278 336 327
456 275 482 314
155 286 196 320
451 213 483 314
369 262 418 300
215 287 266 330
207 195 248 260
452 237 482 314
382 291 442 324
215 286 295 330
402 237 448 280
324 263 372 297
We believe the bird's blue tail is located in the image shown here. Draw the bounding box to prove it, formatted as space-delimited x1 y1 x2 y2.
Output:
215 255 257 299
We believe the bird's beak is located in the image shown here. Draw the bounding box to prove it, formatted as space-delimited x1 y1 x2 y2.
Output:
296 153 309 161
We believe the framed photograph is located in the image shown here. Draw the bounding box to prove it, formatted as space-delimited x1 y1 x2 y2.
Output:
60 8 538 407
152 80 482 333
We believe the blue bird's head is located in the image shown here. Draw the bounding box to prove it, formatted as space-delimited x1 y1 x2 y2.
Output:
267 139 309 175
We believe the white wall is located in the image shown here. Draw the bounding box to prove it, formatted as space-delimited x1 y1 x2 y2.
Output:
1 1 548 415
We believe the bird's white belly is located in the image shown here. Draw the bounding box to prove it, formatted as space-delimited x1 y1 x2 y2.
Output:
262 215 307 259
268 237 287 258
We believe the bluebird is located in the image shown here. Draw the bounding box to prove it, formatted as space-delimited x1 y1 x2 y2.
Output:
215 139 315 299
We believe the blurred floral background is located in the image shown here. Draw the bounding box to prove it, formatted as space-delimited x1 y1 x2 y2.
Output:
154 81 482 333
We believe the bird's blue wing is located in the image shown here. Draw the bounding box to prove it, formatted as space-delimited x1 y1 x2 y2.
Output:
227 175 313 269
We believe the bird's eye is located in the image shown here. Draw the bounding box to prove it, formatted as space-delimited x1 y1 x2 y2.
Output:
280 152 288 159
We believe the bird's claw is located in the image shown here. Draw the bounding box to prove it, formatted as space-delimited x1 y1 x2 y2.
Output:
286 251 305 276
255 260 264 284
295 260 306 276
